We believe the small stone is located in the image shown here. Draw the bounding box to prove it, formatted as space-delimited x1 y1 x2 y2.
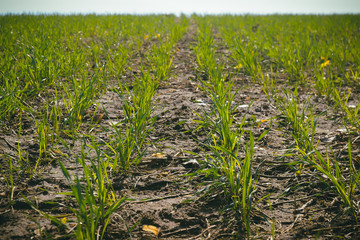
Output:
182 159 200 169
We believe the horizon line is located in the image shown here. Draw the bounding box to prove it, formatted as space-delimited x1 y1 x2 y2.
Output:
1 11 360 16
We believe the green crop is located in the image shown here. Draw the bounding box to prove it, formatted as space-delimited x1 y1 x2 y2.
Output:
1 13 359 239
298 140 360 223
59 140 125 240
192 20 263 237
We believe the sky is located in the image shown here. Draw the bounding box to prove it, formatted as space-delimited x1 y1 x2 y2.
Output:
1 0 360 15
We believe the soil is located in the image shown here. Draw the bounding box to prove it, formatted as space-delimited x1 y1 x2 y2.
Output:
1 20 360 240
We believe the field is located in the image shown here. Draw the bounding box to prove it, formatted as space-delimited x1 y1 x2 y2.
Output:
0 14 360 239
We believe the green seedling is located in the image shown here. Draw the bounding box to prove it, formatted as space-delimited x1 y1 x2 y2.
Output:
298 140 360 223
61 71 104 130
59 140 125 240
275 88 318 156
312 65 334 100
333 88 360 132
192 25 260 237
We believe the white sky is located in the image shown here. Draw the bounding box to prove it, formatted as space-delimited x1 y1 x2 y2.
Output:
1 0 360 15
